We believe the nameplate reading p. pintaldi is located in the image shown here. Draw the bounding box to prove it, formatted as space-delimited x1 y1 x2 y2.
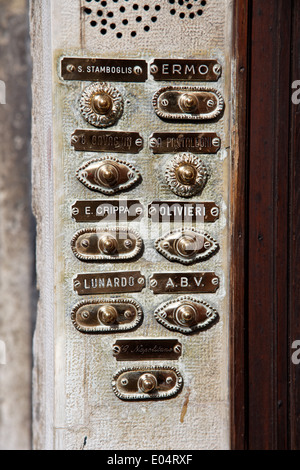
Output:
61 58 147 82
73 272 146 295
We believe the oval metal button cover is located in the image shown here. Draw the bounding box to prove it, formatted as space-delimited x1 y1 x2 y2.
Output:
71 227 143 262
71 298 143 333
154 296 219 335
80 82 124 128
112 366 183 401
152 86 224 121
76 157 141 195
155 228 219 265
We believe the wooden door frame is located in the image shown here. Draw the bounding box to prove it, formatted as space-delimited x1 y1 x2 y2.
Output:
232 0 299 450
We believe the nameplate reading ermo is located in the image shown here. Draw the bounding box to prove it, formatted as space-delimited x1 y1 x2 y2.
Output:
148 202 220 223
61 58 147 82
71 200 143 223
73 272 146 295
149 132 221 154
150 59 222 81
71 130 144 154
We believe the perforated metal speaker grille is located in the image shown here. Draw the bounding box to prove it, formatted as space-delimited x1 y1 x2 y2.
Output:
84 0 208 39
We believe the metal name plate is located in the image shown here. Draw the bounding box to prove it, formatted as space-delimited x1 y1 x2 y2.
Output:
149 272 220 294
61 58 147 82
150 59 222 81
149 132 221 154
73 272 146 295
148 202 220 223
112 339 182 361
71 130 144 154
72 201 143 223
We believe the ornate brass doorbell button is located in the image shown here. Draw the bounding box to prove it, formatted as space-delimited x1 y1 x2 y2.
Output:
76 157 141 195
153 86 224 121
71 298 143 333
71 228 143 262
154 296 219 335
155 228 219 265
112 366 183 401
80 82 124 128
165 153 208 198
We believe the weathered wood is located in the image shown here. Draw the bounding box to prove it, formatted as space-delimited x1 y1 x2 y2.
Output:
248 0 292 450
289 0 300 451
230 0 249 451
0 0 34 451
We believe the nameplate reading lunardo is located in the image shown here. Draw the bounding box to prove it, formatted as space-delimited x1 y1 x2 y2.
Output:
150 59 222 81
71 130 144 154
149 273 220 294
113 339 182 361
61 58 147 82
74 272 146 295
149 133 221 154
148 201 220 223
71 201 143 223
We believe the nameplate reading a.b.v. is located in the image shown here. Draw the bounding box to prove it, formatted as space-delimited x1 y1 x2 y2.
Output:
71 130 144 153
73 272 146 295
72 201 143 223
149 272 220 294
148 202 220 223
61 58 147 82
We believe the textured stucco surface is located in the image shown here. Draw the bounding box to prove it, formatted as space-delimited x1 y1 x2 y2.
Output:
32 0 234 450
0 0 34 450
